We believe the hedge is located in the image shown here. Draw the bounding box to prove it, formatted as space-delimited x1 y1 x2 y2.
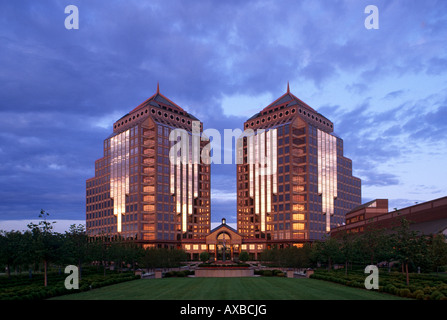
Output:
0 272 139 300
254 269 285 277
164 270 194 278
310 269 447 300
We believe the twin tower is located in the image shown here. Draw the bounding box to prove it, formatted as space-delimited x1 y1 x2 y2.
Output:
86 85 361 258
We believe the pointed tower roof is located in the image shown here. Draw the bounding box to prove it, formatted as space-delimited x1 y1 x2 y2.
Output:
247 83 318 121
130 83 185 114
260 83 316 114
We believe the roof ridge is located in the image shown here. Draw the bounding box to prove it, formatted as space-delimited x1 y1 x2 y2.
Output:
210 223 239 234
129 86 185 114
260 85 317 114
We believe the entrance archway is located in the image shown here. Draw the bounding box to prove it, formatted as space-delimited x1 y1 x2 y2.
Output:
216 231 231 261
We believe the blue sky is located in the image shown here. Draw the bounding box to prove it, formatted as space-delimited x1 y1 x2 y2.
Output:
0 0 446 231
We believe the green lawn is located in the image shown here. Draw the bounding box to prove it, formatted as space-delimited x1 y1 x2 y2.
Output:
50 277 407 300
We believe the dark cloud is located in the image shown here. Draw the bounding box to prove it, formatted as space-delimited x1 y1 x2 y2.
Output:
0 0 446 223
358 172 400 187
383 90 405 100
345 83 369 95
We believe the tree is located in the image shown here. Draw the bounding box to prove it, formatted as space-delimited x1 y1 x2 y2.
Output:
0 230 28 277
428 234 447 274
200 251 210 263
140 248 187 270
27 210 63 287
124 241 144 271
108 238 127 272
393 218 428 286
239 251 249 263
298 243 313 269
357 225 388 265
312 237 341 271
63 224 89 279
87 235 112 276
337 231 356 276
260 247 277 265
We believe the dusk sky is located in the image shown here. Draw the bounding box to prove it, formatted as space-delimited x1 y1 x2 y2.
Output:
1 0 446 232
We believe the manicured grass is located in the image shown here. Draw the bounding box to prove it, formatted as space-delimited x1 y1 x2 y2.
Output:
50 277 407 300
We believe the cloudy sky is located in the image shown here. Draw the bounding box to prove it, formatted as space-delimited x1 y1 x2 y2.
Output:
1 0 446 231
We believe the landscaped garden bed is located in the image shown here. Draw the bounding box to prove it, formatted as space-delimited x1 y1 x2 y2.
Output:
0 270 139 300
310 269 447 300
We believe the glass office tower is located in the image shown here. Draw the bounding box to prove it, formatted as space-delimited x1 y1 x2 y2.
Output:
237 86 361 244
86 87 211 248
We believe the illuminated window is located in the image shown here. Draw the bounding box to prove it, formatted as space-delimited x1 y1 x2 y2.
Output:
293 223 305 230
293 213 305 221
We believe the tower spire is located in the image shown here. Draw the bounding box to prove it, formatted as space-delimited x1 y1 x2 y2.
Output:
287 81 290 93
157 82 160 94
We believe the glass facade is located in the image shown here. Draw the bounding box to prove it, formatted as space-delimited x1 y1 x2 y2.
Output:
244 129 278 233
169 127 202 234
317 129 337 232
110 129 130 233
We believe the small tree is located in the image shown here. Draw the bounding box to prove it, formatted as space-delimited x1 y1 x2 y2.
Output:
337 231 356 276
313 237 341 271
393 218 428 286
239 251 249 263
200 251 210 263
358 224 387 265
27 210 63 287
0 230 31 277
429 234 447 274
63 224 88 279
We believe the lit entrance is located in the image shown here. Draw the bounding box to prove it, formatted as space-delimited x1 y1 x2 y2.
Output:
216 231 231 262
202 218 243 262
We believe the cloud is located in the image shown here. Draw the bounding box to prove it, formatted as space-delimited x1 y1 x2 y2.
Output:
425 55 447 77
383 90 406 100
211 189 237 204
220 92 274 118
0 0 446 222
346 82 369 95
359 172 400 187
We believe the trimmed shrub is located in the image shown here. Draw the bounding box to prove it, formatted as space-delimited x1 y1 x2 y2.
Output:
430 290 445 300
276 272 285 277
413 290 425 300
398 288 411 298
383 284 395 294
